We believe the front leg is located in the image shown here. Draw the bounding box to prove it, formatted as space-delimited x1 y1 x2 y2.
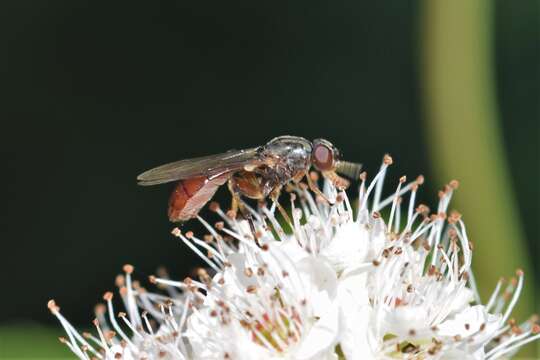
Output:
306 171 335 205
322 170 350 190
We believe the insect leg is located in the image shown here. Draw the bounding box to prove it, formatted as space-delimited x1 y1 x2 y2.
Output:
270 187 293 225
322 170 350 190
228 178 261 247
306 171 335 205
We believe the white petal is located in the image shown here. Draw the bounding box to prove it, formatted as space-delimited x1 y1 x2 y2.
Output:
337 277 374 360
294 303 340 360
296 257 338 316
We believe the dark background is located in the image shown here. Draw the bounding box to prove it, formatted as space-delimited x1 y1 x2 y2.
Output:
0 0 537 334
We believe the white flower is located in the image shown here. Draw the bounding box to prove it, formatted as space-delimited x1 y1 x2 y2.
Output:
49 155 539 359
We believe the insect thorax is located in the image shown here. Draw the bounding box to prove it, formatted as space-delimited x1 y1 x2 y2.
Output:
262 136 312 184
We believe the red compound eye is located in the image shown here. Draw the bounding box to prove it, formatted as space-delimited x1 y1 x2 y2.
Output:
312 144 334 171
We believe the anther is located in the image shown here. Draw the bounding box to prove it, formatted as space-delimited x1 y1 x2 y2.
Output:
171 227 181 237
115 275 125 287
209 202 220 212
103 292 113 301
94 304 106 315
215 222 225 230
47 299 60 313
383 154 393 165
203 234 213 243
226 210 237 219
123 264 134 274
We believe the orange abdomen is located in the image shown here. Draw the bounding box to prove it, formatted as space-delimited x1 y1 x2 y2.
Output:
168 175 229 222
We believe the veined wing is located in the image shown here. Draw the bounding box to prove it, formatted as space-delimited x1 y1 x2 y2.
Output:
137 147 261 186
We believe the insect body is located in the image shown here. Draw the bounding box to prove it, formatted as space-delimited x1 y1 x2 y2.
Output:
137 135 361 223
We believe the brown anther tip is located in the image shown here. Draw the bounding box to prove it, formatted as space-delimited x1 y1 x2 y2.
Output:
115 274 125 287
215 221 225 230
119 286 128 296
118 312 126 318
449 180 459 189
209 201 220 212
372 259 380 266
103 291 113 301
415 175 425 185
532 324 540 334
58 336 67 343
149 275 157 284
92 318 99 326
203 234 213 243
196 268 208 277
82 332 92 339
383 154 393 165
94 303 106 315
123 264 134 274
399 175 407 183
246 285 257 294
261 244 269 251
185 231 194 239
309 171 319 181
47 299 59 312
359 171 367 181
290 193 297 201
416 204 430 214
171 227 182 237
226 210 237 219
516 268 524 276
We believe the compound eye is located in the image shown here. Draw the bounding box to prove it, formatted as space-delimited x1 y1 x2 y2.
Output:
313 144 334 171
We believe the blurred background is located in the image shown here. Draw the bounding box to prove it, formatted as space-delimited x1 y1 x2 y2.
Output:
0 0 538 358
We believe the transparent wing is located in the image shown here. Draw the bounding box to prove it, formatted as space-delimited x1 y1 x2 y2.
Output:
137 147 261 186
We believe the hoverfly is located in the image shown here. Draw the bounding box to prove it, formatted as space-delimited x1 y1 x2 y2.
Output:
137 135 361 226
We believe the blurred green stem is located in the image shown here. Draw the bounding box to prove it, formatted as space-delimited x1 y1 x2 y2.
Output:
420 0 535 354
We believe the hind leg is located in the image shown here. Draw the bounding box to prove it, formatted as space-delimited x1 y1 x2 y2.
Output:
228 174 264 246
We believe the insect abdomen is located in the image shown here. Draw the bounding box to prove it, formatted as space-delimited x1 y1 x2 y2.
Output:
168 175 229 222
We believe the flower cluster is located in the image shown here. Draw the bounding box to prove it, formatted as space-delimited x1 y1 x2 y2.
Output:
49 155 539 359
